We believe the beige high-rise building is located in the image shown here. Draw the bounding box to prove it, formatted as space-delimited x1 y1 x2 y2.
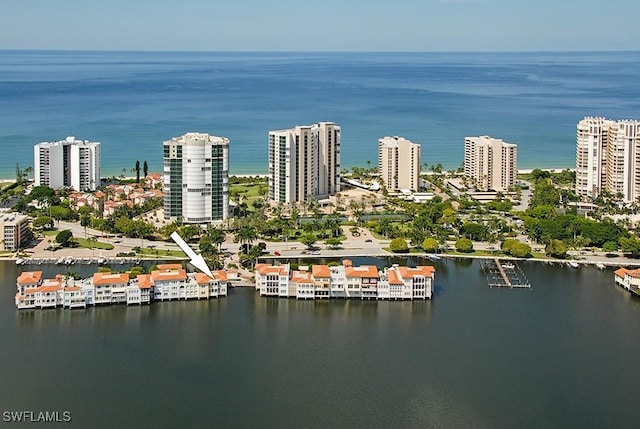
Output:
268 122 340 203
378 136 421 192
576 117 640 202
464 136 517 192
0 213 29 251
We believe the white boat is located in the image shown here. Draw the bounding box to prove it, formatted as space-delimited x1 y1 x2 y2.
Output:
568 261 579 268
595 262 605 270
56 257 65 265
428 254 442 261
15 258 25 265
501 263 515 269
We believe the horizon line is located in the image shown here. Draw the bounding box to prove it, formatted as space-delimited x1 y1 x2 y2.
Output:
1 48 639 54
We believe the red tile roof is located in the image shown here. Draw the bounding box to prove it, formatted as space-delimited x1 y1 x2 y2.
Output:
151 268 187 282
615 267 640 278
136 274 153 289
345 265 378 278
292 270 313 283
256 265 288 276
157 263 183 270
17 271 43 285
92 272 130 285
211 270 228 281
312 265 331 278
399 266 435 278
387 269 404 285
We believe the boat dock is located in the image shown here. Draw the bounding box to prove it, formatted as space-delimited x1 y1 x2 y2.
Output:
481 258 531 288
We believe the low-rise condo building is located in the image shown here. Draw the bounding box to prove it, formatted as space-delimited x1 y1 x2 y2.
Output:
0 213 29 251
255 261 434 300
15 265 228 310
614 267 640 295
464 136 517 192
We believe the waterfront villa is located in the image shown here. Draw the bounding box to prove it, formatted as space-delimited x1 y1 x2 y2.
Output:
255 260 435 300
614 267 640 296
15 265 228 310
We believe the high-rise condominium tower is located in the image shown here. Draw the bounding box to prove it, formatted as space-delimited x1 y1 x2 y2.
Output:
378 136 421 192
34 136 101 191
163 133 229 223
575 117 640 202
464 136 517 192
268 122 340 203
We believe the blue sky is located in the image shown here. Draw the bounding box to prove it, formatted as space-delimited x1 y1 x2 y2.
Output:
1 0 638 51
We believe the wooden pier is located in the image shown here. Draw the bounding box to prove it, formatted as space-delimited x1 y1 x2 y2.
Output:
481 259 531 289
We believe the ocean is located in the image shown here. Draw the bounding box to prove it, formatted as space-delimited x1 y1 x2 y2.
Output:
1 50 640 178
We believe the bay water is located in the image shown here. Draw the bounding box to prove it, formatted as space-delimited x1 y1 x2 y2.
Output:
1 258 639 428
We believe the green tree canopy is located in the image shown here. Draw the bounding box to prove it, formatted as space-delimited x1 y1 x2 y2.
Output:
619 236 640 258
55 229 74 247
602 241 619 253
390 237 409 253
455 238 474 253
461 221 488 241
545 239 568 258
325 237 343 249
29 185 56 202
501 238 520 253
300 233 317 248
32 216 54 230
421 237 439 253
509 242 532 258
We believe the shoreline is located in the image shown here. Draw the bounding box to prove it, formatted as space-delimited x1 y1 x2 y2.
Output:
4 250 638 269
0 168 572 184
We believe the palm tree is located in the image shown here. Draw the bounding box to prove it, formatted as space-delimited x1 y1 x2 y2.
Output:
235 226 257 246
88 236 97 257
324 214 342 238
240 245 262 269
206 226 226 251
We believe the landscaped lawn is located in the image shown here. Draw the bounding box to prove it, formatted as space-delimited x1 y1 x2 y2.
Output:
74 237 114 250
230 182 266 208
136 247 187 258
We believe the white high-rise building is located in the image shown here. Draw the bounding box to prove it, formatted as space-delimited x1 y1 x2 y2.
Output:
34 136 101 191
576 117 640 202
163 133 229 223
268 122 340 203
464 136 517 192
378 136 421 192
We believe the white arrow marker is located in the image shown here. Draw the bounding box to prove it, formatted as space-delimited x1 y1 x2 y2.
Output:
170 231 214 279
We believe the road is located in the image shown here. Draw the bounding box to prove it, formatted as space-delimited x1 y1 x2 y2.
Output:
16 221 640 269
